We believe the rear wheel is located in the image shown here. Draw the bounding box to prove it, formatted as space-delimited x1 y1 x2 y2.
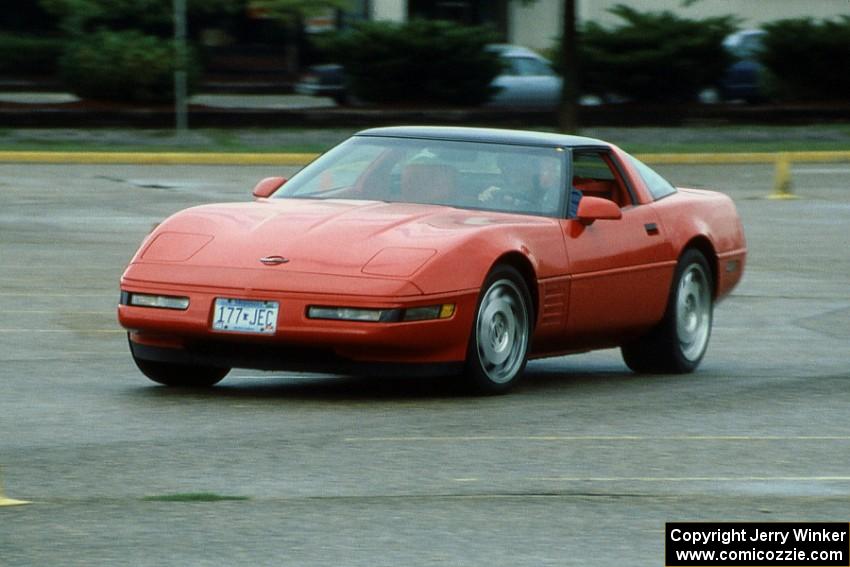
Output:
464 265 532 394
132 355 230 387
621 249 714 373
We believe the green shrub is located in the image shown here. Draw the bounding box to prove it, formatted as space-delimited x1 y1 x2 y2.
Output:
759 17 850 102
59 29 200 103
41 0 246 37
319 20 502 106
0 3 60 33
0 33 63 74
578 5 737 103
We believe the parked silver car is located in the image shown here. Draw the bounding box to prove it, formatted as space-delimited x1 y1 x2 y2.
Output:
486 44 563 109
295 44 563 108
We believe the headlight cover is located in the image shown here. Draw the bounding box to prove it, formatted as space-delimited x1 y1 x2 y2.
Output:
307 304 455 323
122 292 190 310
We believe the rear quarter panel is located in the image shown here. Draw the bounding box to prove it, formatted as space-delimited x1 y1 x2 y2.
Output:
653 188 747 299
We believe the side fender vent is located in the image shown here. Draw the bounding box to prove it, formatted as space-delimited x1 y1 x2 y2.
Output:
540 282 566 328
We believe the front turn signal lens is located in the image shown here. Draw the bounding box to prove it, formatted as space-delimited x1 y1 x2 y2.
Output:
439 304 456 319
402 304 456 321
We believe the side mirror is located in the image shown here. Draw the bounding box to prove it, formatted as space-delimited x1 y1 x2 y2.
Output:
575 196 622 225
252 177 287 199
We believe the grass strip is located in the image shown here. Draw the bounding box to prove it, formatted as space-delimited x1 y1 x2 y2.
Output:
142 493 250 503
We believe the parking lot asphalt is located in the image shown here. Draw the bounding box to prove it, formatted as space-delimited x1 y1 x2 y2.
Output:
1 161 849 566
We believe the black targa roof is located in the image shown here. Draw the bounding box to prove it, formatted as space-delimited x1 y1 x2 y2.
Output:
356 126 610 150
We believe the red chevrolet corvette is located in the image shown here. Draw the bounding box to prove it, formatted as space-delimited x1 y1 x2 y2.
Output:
118 127 746 393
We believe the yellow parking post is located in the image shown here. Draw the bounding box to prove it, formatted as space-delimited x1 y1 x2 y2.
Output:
0 466 30 507
767 153 800 200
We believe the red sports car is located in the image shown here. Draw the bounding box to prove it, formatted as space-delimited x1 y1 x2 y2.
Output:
118 127 746 393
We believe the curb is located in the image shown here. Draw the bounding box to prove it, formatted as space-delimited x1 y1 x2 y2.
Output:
637 151 850 165
4 102 850 129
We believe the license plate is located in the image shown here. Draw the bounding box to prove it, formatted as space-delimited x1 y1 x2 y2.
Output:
212 298 279 334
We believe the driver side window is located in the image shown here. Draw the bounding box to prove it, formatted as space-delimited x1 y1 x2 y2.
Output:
571 151 633 208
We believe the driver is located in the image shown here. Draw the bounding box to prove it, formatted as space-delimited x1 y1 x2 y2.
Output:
478 154 563 214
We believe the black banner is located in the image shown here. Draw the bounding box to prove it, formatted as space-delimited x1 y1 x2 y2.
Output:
666 522 850 566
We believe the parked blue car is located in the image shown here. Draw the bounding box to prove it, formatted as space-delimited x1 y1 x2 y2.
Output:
719 29 767 103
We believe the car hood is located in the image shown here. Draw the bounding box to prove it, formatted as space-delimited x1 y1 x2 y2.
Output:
124 199 551 294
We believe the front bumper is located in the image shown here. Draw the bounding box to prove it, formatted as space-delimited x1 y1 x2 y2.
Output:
119 283 479 369
128 339 464 377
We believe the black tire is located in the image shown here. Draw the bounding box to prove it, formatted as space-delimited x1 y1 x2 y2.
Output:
464 265 533 394
621 249 714 374
133 355 230 387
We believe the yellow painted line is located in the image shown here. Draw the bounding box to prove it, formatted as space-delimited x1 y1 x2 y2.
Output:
777 151 850 162
637 153 775 165
1 150 849 166
636 151 850 165
0 151 320 166
346 435 850 442
0 466 30 507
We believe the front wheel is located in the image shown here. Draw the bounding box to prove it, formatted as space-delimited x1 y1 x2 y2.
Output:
464 266 532 394
132 355 230 387
621 249 714 373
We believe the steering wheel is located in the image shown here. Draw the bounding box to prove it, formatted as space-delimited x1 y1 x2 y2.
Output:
498 188 535 208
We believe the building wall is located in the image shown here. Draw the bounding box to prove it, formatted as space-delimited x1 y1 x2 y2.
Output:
510 0 849 51
509 0 562 50
582 0 850 28
371 0 407 22
370 0 848 50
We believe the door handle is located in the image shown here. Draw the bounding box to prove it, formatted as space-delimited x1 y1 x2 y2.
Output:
644 223 660 235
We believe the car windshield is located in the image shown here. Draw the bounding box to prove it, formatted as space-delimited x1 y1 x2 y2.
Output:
274 136 568 217
504 56 556 77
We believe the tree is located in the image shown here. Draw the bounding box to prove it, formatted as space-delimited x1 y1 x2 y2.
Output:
535 0 705 132
40 0 244 37
247 0 349 72
558 0 578 132
580 5 736 103
247 0 350 21
40 0 224 102
515 0 578 132
321 20 501 106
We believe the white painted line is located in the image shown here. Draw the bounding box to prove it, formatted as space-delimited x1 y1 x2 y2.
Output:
523 476 850 483
346 435 850 442
0 310 112 315
794 167 850 174
0 293 109 297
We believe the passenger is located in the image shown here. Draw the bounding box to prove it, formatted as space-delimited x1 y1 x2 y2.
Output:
567 187 583 218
